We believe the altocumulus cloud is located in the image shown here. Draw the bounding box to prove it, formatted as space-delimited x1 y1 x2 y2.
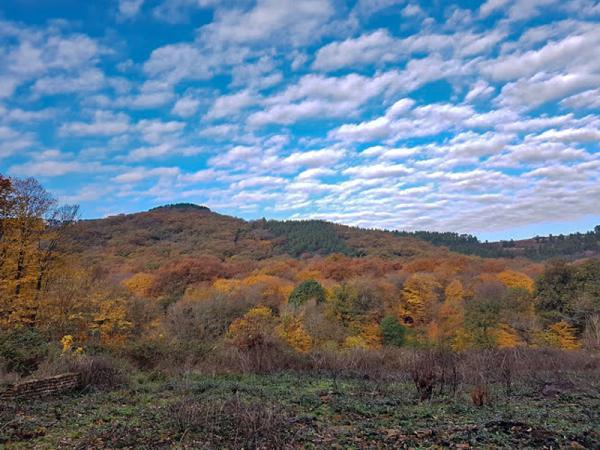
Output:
1 0 599 239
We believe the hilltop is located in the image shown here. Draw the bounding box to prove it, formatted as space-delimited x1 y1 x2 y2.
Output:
64 203 444 272
65 203 600 273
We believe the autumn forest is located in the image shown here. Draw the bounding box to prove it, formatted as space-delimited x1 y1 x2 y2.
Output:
1 174 599 448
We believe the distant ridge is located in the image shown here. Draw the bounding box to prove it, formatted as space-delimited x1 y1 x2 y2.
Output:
66 205 600 271
149 203 211 212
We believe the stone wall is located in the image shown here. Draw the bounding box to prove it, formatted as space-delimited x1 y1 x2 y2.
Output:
0 373 80 400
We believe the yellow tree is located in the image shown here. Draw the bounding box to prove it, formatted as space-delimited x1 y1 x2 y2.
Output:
438 279 466 347
0 176 77 328
228 306 275 350
359 322 383 349
90 294 133 347
493 323 522 348
543 321 580 349
497 270 534 293
401 273 441 325
276 315 312 352
122 273 155 297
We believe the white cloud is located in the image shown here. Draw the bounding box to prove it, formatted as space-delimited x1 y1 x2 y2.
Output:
136 119 185 143
479 0 510 17
143 44 214 84
171 96 200 117
199 0 335 47
32 69 105 96
205 90 257 120
465 80 494 102
296 168 336 179
499 72 600 108
118 0 145 18
282 148 346 168
313 30 397 71
485 30 600 81
248 71 404 126
113 166 180 183
344 162 413 179
561 88 600 109
60 111 131 136
530 127 600 143
9 160 102 177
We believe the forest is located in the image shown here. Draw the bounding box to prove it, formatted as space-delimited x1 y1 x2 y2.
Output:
1 174 599 448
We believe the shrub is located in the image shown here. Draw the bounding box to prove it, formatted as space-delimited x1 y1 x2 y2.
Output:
166 288 269 342
288 279 326 308
410 351 437 401
122 339 169 370
380 316 406 347
0 328 48 376
166 395 293 448
75 355 128 390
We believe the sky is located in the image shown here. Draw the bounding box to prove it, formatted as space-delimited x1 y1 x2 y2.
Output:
0 0 599 241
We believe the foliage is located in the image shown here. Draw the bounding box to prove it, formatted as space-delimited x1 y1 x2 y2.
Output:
493 324 522 348
497 270 534 293
380 315 406 347
122 273 155 297
261 219 356 257
228 306 276 351
535 259 600 332
0 327 49 375
331 279 384 328
394 226 600 261
0 176 78 327
541 321 581 350
401 273 441 324
276 315 312 352
2 174 600 378
288 279 326 307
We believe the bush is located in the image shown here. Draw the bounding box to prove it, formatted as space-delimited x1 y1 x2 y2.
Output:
166 289 265 342
0 328 48 376
288 279 326 308
166 395 293 448
72 355 128 390
380 316 406 347
122 339 169 370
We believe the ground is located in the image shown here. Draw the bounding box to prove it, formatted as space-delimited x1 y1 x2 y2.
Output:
1 372 598 449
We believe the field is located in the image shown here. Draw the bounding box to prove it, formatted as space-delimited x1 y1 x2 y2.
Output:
2 367 598 449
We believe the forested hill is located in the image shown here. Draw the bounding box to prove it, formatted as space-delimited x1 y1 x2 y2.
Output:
395 227 600 261
65 203 600 271
65 204 441 271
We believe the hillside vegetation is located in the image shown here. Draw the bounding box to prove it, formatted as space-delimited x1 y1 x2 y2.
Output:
395 227 600 260
1 175 600 448
64 204 442 272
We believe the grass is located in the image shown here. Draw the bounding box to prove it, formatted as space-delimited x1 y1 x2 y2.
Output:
1 371 598 449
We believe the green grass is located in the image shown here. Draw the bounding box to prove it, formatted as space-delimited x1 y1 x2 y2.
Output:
1 372 598 449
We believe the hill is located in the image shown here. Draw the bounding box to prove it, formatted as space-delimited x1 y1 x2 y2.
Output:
65 203 442 272
66 204 600 273
395 227 600 260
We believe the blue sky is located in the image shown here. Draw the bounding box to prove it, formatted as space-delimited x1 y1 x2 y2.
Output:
0 0 599 241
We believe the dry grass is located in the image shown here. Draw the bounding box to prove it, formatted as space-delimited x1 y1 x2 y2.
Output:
166 394 294 448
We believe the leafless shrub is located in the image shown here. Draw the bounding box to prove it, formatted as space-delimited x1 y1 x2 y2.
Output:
0 363 20 386
37 354 127 391
196 339 308 375
583 314 600 351
307 347 413 384
166 394 293 448
409 350 437 401
471 384 488 406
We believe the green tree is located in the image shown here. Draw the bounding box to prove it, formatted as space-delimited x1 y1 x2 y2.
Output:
380 315 406 347
288 279 326 308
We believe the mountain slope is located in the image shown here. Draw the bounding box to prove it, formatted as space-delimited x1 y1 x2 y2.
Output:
65 204 442 272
